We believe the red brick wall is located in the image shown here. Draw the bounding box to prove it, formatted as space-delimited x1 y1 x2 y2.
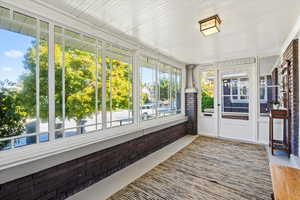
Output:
283 39 299 156
0 122 187 200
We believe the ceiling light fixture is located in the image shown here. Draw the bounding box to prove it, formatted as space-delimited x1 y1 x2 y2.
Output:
199 15 221 36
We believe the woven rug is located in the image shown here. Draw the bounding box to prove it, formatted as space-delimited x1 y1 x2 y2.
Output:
107 136 273 200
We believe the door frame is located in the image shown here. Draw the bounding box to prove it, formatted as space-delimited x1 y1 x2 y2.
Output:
196 60 259 143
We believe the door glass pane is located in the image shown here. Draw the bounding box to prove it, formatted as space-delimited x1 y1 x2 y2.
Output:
200 71 215 114
221 73 249 118
231 79 238 95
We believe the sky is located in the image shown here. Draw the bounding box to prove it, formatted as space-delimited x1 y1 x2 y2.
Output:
0 29 34 83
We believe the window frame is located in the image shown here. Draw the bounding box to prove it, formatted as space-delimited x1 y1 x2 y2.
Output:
0 5 186 152
139 56 183 121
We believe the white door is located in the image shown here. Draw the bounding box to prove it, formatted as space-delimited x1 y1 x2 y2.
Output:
198 70 219 137
218 67 255 142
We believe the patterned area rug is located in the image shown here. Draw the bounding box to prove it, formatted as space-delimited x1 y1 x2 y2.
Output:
107 136 273 200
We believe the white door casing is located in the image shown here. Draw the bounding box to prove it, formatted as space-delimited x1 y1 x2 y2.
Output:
197 58 258 143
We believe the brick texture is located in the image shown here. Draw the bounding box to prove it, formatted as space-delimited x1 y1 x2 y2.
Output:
0 122 187 200
283 39 299 156
185 92 198 135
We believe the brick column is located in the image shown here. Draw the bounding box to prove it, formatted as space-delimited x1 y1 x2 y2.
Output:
185 65 198 135
283 39 299 156
185 92 198 135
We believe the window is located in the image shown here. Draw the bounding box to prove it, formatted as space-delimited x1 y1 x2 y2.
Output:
105 45 133 128
158 64 171 117
200 71 215 114
259 75 279 114
54 26 101 138
0 6 184 151
175 69 182 113
222 75 249 114
139 57 182 120
225 77 249 103
0 8 49 150
140 57 157 120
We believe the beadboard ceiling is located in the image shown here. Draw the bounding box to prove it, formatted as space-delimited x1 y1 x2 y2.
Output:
35 0 300 64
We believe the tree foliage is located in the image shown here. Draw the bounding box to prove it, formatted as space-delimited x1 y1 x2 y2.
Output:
159 78 170 101
18 40 132 127
201 81 214 112
0 80 26 140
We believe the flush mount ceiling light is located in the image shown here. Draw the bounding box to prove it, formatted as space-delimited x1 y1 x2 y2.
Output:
199 15 221 36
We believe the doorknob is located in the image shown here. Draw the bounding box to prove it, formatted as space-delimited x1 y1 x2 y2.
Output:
217 104 221 106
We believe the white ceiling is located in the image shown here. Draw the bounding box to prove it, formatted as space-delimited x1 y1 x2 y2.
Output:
36 0 300 64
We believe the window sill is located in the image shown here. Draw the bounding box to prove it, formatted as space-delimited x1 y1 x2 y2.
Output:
0 114 187 184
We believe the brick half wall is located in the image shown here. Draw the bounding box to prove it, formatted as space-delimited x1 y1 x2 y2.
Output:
0 122 187 200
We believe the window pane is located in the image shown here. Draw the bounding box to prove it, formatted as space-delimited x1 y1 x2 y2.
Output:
54 28 98 137
0 9 38 149
200 71 215 113
259 75 279 114
240 78 248 96
231 79 238 95
64 32 97 136
106 56 133 128
158 65 171 117
140 64 157 120
176 69 182 113
221 75 249 114
260 76 266 86
260 87 266 100
170 69 177 115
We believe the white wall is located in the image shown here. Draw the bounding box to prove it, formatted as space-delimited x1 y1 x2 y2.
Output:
259 56 278 76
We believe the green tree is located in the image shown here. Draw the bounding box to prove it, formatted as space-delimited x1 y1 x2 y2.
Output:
0 80 26 147
159 78 170 101
141 87 150 104
20 40 132 132
201 89 214 112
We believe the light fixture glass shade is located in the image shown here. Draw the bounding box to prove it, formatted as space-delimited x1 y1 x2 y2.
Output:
199 15 221 36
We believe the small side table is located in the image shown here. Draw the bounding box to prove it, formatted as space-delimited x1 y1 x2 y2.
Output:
269 109 290 157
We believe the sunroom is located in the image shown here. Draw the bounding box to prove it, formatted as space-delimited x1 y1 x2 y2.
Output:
0 0 300 200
